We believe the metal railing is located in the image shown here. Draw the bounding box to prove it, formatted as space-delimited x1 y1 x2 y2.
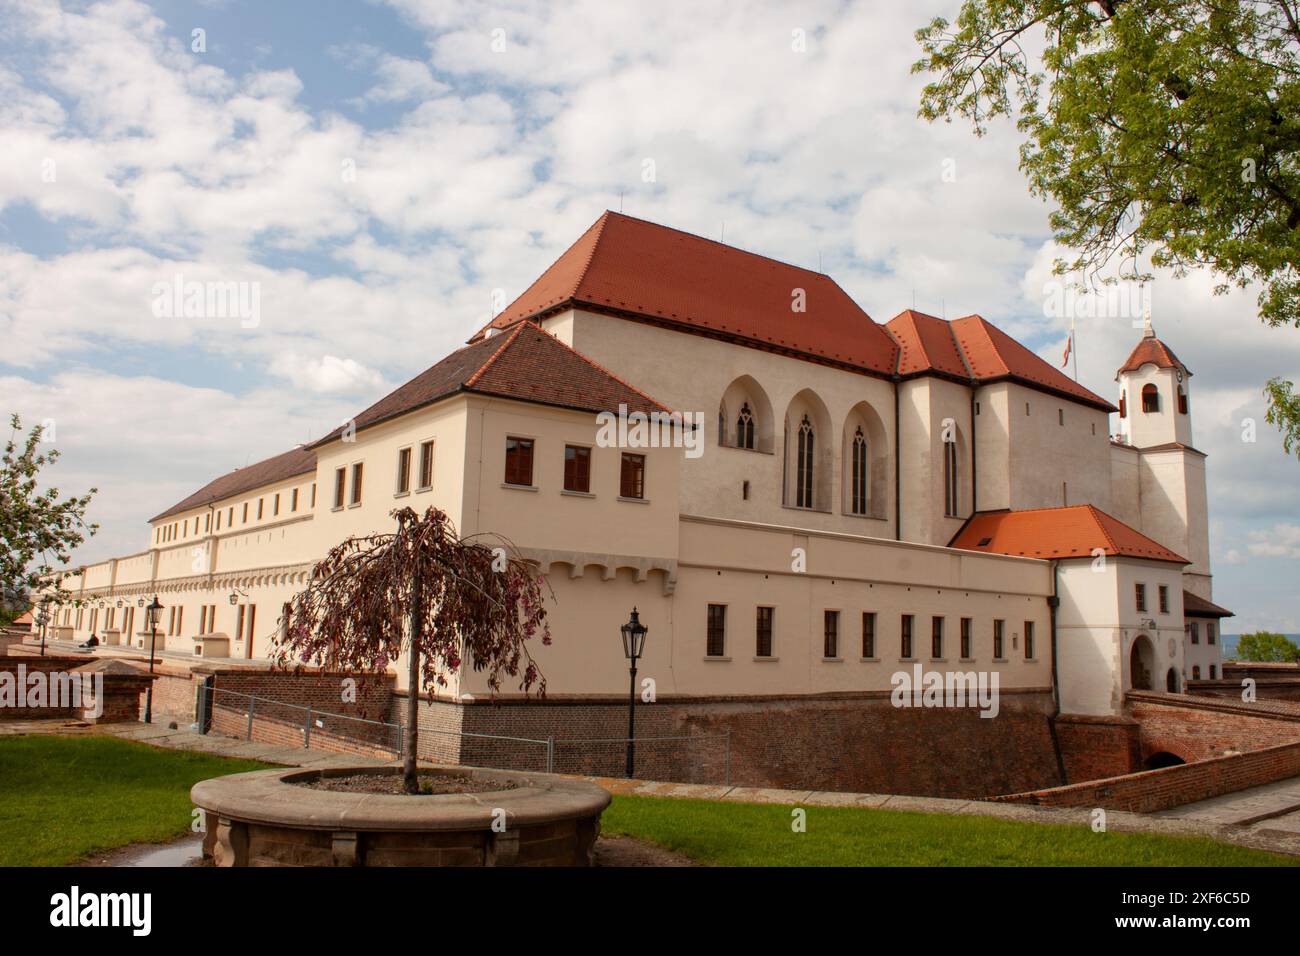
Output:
197 684 732 785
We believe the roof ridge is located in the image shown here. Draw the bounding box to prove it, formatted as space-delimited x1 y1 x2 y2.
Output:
945 314 976 381
1086 504 1121 554
569 210 614 300
509 322 675 414
465 321 530 388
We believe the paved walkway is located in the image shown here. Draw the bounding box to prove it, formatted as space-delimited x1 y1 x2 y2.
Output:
95 722 1300 858
1156 774 1300 839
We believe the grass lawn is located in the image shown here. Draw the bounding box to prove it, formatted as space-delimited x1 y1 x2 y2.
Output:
0 735 272 867
602 794 1300 866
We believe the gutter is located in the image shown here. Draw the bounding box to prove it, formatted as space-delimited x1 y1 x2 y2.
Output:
1046 560 1067 784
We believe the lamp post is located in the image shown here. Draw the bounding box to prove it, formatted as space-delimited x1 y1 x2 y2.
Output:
620 607 648 778
36 599 51 657
144 596 163 723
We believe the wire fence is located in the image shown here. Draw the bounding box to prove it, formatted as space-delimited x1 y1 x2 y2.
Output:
198 685 732 784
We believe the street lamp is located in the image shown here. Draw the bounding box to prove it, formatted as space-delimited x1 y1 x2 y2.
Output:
620 607 648 778
36 599 51 658
228 587 247 606
143 595 163 723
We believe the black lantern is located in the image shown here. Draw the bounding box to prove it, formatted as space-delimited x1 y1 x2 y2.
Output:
137 597 145 608
228 591 239 605
620 607 648 778
116 599 123 608
143 595 163 723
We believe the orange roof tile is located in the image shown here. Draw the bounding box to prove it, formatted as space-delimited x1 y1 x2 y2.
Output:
1183 590 1233 618
885 310 970 378
1119 334 1188 376
949 505 1188 564
473 211 900 375
314 322 673 447
151 446 316 522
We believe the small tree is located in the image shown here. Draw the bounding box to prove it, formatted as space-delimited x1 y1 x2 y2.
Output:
1236 630 1300 663
273 506 550 793
1 415 98 605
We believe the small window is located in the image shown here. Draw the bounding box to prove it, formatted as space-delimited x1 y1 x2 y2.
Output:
242 502 249 523
350 462 364 505
1024 621 1035 659
418 441 434 490
1158 585 1169 614
993 619 1005 659
1209 664 1217 679
227 507 233 526
333 467 346 509
396 447 412 494
706 604 726 657
564 445 591 493
1058 408 1064 426
901 614 914 659
620 453 646 499
273 493 280 516
1141 384 1159 413
310 483 317 507
1192 665 1201 680
862 612 876 658
1119 391 1127 418
824 610 840 658
1177 386 1188 414
216 511 222 531
504 437 534 487
1188 622 1200 644
756 607 774 658
1207 622 1216 645
1135 583 1147 613
931 616 944 658
291 488 299 512
1025 402 1030 416
257 498 264 520
960 617 971 659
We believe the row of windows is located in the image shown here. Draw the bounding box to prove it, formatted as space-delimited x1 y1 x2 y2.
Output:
1135 583 1172 615
1190 664 1219 679
155 483 315 544
706 606 1037 661
1186 620 1218 645
505 437 647 499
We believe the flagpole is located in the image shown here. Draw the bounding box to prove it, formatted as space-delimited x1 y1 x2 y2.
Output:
1071 315 1079 382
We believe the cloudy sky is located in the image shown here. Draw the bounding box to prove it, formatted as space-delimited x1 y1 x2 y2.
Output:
2 0 1297 633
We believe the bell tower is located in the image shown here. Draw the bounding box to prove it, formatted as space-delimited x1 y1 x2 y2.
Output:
1115 309 1192 449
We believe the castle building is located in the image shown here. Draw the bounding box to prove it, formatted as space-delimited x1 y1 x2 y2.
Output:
38 212 1233 784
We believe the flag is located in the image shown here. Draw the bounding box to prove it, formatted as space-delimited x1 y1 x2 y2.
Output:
1060 331 1072 368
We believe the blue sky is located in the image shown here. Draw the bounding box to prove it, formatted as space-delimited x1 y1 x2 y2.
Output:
2 0 1298 632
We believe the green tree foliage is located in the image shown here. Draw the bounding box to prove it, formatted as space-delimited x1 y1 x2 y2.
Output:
914 0 1300 454
1236 629 1300 661
0 415 97 604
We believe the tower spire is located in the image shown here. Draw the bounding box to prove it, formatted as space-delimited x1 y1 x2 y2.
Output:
1141 283 1154 338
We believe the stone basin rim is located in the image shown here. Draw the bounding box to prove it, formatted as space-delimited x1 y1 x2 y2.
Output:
191 765 612 832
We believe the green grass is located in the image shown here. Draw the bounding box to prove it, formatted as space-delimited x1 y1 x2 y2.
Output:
602 795 1300 867
0 735 272 866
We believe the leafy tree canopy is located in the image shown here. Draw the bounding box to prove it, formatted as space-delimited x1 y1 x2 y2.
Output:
914 0 1300 453
1236 629 1300 661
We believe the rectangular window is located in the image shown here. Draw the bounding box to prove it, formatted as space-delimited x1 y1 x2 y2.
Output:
620 453 646 499
334 467 346 508
227 507 233 527
931 616 944 658
216 511 222 531
901 614 914 659
824 610 840 658
564 445 592 493
396 447 411 494
257 498 264 520
504 437 534 486
418 441 434 490
756 607 774 658
273 494 280 516
350 463 363 505
706 604 726 657
1024 620 1034 659
1158 585 1169 614
168 606 176 636
1189 622 1200 644
200 605 208 634
235 605 245 643
993 619 1005 659
247 604 256 648
205 514 211 533
862 612 876 658
960 617 972 659
311 483 317 508
1207 622 1216 645
183 519 188 537
291 488 299 512
1135 583 1147 613
242 502 248 523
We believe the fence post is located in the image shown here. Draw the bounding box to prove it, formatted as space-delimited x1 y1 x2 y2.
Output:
304 706 312 749
547 735 555 774
724 729 731 787
247 695 255 740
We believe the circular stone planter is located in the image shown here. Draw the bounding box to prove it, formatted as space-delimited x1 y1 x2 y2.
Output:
191 766 611 867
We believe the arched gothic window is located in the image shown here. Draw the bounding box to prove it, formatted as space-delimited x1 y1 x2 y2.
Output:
737 403 755 450
796 414 815 508
850 426 868 515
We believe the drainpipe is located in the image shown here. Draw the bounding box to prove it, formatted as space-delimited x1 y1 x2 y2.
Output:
1047 561 1067 783
969 389 978 516
893 375 901 541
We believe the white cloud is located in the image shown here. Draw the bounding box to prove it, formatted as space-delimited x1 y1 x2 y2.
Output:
269 353 385 394
1247 523 1300 559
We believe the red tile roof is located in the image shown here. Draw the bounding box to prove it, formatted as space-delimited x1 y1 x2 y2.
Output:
472 211 900 375
949 505 1188 564
885 310 970 378
314 322 672 447
1183 590 1234 618
1119 333 1188 376
151 446 317 522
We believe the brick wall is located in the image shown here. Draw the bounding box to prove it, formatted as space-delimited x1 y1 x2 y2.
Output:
0 655 94 719
406 689 1064 798
137 667 199 725
208 704 397 760
1053 714 1142 782
1188 678 1300 702
1126 692 1300 763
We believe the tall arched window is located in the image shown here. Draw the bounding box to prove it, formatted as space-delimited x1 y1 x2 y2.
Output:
943 438 959 517
1141 384 1160 413
1177 386 1188 414
1119 391 1127 418
850 427 868 515
736 403 755 450
796 414 815 508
